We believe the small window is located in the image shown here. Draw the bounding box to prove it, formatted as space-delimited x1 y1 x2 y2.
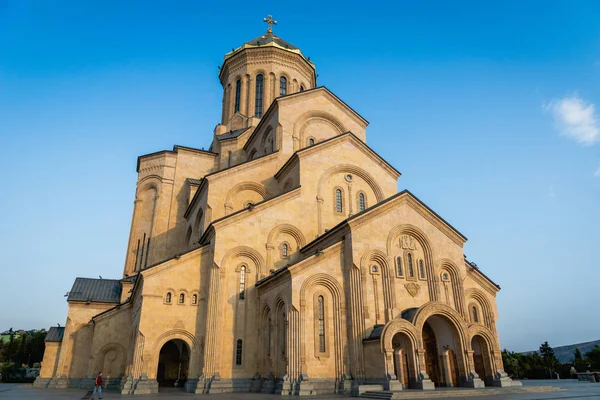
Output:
300 85 304 92
239 265 246 300
234 79 241 113
407 253 414 277
419 260 425 279
255 74 264 117
358 193 366 212
317 296 325 352
179 293 185 304
192 294 198 305
280 76 287 96
166 292 172 304
442 272 449 281
472 306 479 323
227 151 232 167
335 189 343 213
282 243 288 257
236 339 243 365
396 257 403 277
371 265 378 273
309 138 315 146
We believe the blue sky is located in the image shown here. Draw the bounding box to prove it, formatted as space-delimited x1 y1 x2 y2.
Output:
1 1 599 352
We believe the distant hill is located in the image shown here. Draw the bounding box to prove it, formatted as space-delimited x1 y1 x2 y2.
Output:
521 340 600 363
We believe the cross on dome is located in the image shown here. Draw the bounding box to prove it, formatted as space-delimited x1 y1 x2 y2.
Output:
263 15 277 35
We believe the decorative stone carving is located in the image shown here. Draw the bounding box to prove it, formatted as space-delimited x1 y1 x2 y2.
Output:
405 282 420 297
400 235 417 250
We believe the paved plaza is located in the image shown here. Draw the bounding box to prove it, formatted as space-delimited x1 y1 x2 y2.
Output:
1 381 600 400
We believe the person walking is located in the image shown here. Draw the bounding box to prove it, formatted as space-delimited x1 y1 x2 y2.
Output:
92 371 103 399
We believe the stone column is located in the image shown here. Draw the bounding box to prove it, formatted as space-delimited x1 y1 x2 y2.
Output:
384 350 402 391
415 349 434 390
464 350 485 388
316 196 324 234
240 75 248 116
248 77 255 118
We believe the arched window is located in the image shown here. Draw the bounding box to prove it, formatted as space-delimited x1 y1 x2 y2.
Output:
280 76 287 96
255 74 264 117
165 292 172 304
419 259 425 279
300 85 305 92
309 138 315 146
317 295 326 352
407 253 414 277
335 189 343 213
271 137 275 152
472 305 479 323
239 265 246 299
396 257 403 277
236 339 243 365
371 265 378 273
179 293 185 304
358 193 366 212
282 243 288 257
442 272 449 281
227 151 232 167
192 294 198 305
234 79 241 113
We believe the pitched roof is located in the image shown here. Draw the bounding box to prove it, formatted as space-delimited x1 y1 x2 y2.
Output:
67 278 121 303
187 178 203 186
45 327 65 342
216 127 250 140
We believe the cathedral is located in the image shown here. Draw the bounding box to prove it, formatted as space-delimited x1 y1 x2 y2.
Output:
35 18 515 396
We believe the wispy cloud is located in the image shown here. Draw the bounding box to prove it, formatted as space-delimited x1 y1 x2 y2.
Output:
544 94 599 146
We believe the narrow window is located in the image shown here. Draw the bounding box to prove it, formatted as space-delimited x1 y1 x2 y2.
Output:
408 253 414 277
300 85 304 92
227 151 232 167
472 306 479 323
271 138 275 152
282 243 288 257
359 193 366 212
419 259 425 279
309 138 315 146
166 292 171 303
280 76 287 96
234 79 241 113
396 257 403 277
236 339 243 365
371 265 378 273
179 293 185 304
335 189 343 213
255 74 264 117
192 294 197 305
318 295 326 352
281 313 286 356
239 265 246 299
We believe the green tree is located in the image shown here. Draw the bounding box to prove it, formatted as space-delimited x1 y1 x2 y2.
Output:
539 341 558 378
585 345 600 371
502 349 521 378
573 347 587 372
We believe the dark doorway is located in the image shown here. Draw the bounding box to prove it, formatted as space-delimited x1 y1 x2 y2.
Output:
423 322 440 386
157 339 189 390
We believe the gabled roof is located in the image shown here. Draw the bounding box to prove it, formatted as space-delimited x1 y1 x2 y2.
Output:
274 132 400 180
45 327 65 342
67 278 121 304
216 127 250 141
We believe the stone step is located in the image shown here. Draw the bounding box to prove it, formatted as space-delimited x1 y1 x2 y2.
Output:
359 385 561 400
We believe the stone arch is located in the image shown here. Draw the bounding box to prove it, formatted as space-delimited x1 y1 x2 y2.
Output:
266 223 306 248
387 224 438 302
380 319 420 388
220 245 265 278
224 181 269 214
436 258 466 316
318 164 384 203
360 249 395 317
299 273 346 380
259 303 273 376
413 301 472 384
260 125 275 154
381 319 419 353
465 289 495 331
293 110 346 151
149 329 201 380
94 343 126 378
273 294 288 377
468 324 498 384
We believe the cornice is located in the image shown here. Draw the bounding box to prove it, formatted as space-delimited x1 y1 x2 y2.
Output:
466 262 500 295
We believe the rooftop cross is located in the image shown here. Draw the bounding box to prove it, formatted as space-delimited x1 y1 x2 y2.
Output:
263 15 277 35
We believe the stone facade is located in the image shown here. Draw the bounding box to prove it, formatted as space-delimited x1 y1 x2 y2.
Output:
35 24 513 395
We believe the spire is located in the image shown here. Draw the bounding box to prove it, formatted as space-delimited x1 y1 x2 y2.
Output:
263 15 277 36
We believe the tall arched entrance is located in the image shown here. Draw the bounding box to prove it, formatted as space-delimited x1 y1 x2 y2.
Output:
391 332 414 388
157 339 189 390
471 335 492 386
422 316 462 387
